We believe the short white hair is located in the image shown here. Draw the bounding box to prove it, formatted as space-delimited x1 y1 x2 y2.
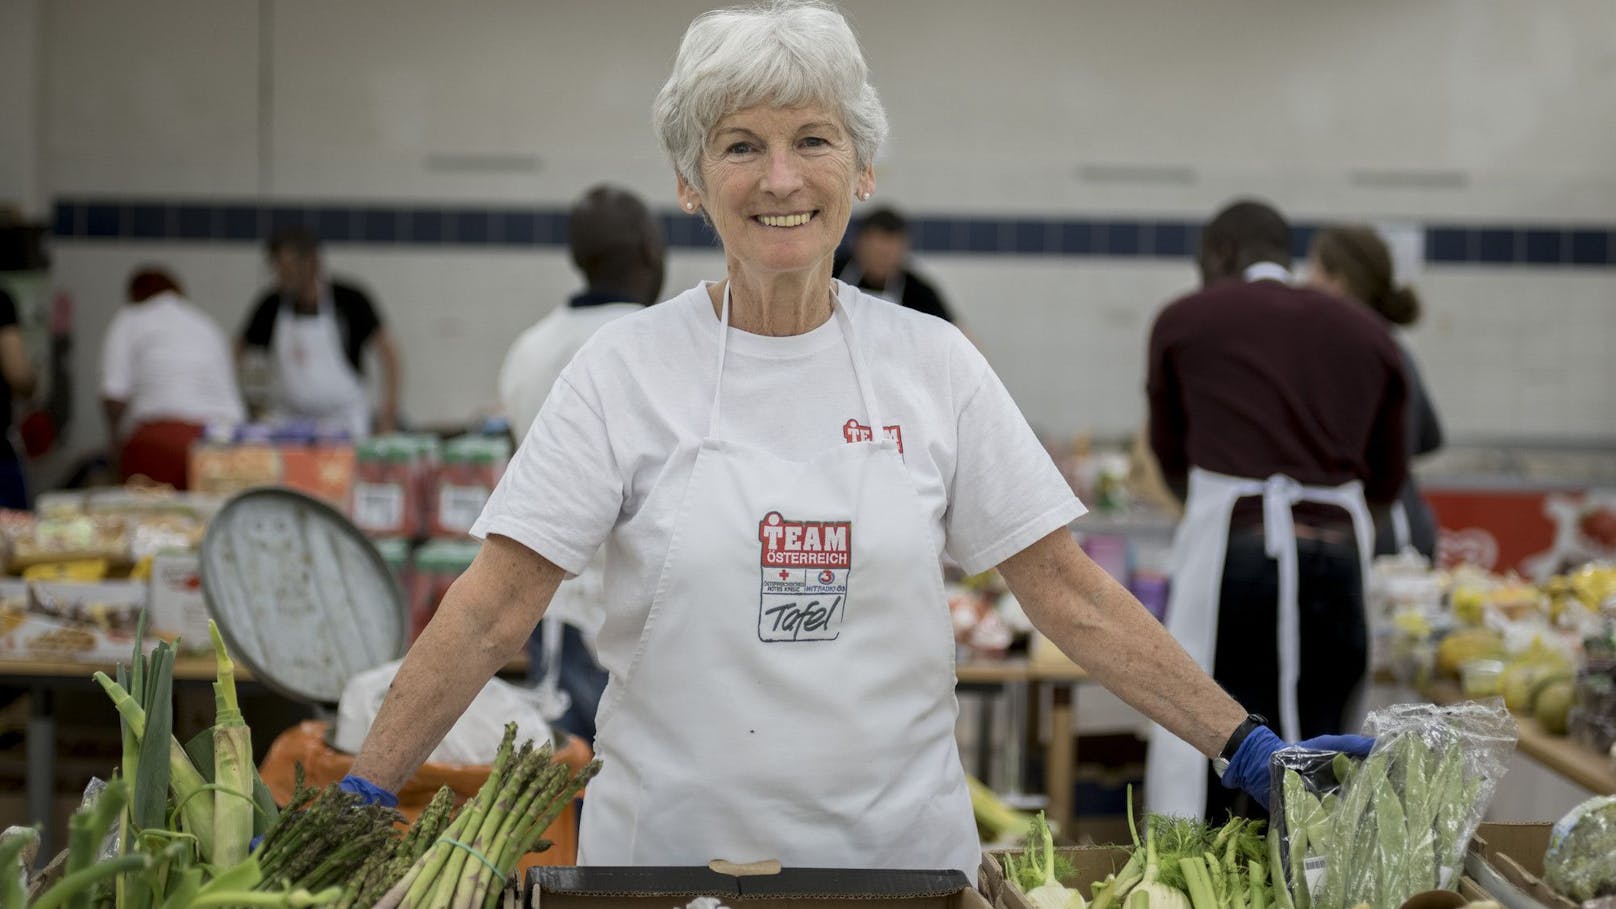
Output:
653 0 888 192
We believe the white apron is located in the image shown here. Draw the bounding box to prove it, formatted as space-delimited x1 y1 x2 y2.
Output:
577 283 978 876
271 295 372 439
1144 467 1373 817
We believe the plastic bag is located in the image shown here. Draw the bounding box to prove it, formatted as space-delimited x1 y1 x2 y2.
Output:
1543 794 1616 902
1269 700 1516 909
1269 748 1356 902
332 659 553 765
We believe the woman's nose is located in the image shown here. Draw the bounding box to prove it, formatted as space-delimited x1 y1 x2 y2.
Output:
760 148 805 195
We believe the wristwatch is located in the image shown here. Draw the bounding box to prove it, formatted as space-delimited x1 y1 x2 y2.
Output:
1211 713 1268 780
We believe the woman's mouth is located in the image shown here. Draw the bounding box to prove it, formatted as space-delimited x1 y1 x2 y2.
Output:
756 211 817 228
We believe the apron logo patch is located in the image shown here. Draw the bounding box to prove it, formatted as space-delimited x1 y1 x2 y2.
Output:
757 511 851 643
842 418 903 454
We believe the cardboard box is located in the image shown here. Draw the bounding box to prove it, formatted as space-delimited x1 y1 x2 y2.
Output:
148 550 210 653
529 866 988 909
980 846 1132 909
1456 876 1497 903
1469 822 1576 909
188 443 354 509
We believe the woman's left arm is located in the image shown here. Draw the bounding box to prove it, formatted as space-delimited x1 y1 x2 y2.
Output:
997 527 1246 758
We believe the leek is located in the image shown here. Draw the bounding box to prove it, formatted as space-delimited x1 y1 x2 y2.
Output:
92 672 216 852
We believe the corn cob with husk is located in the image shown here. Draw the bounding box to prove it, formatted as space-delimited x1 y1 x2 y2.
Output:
209 620 255 869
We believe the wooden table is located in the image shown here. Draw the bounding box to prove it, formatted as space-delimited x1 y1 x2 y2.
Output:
1420 679 1616 796
2 655 529 855
1 654 264 856
956 653 1089 835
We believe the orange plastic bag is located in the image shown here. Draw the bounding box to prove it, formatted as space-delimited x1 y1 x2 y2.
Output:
259 720 591 868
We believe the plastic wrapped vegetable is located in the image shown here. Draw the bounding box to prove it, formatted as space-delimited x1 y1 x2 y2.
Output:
1272 701 1516 909
1543 795 1616 902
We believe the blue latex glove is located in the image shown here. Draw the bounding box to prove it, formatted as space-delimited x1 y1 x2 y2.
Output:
337 774 399 809
1220 726 1375 808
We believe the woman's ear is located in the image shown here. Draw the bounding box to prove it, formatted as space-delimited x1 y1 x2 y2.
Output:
856 163 876 200
676 173 700 213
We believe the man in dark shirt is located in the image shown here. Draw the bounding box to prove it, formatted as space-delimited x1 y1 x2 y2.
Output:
237 227 401 436
834 207 956 323
1142 199 1407 822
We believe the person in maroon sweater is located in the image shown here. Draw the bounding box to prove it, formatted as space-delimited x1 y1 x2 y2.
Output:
1142 199 1408 822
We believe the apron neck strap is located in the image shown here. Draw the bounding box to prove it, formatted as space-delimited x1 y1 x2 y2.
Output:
708 281 884 439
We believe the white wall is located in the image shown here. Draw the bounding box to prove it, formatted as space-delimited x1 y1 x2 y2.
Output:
0 0 42 216
29 0 1616 468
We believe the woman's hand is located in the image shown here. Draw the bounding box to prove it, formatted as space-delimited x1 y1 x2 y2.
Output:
1220 728 1375 808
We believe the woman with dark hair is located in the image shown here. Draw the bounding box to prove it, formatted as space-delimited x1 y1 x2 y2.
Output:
1307 225 1444 558
101 267 244 488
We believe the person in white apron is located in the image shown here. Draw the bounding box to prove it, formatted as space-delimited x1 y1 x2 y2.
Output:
576 282 977 873
270 290 373 440
1144 200 1410 820
340 6 1370 872
239 226 401 438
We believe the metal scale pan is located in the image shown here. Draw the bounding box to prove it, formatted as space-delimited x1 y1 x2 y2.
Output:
199 487 406 706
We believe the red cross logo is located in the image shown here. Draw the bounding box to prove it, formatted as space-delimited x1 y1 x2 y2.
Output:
778 569 790 580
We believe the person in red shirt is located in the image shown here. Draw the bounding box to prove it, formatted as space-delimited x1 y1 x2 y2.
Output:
1143 199 1408 821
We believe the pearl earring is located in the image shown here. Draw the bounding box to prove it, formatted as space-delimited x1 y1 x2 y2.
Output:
685 202 695 211
859 192 870 201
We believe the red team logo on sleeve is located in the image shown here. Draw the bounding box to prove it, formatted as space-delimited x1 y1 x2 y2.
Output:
757 512 851 642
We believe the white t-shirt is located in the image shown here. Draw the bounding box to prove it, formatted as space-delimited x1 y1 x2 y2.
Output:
497 300 645 441
471 281 1084 679
495 298 643 639
100 292 246 436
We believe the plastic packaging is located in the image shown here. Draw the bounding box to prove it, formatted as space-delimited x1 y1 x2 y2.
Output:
333 659 553 765
1269 748 1354 901
431 436 509 537
352 437 416 537
1270 700 1517 909
1543 794 1616 902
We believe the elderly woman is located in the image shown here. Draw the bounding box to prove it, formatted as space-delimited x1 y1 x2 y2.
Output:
349 0 1366 873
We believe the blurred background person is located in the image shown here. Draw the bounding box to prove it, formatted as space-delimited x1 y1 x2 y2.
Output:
0 286 36 509
237 226 402 438
835 206 957 324
496 184 665 744
1307 224 1443 560
101 267 244 489
1143 199 1408 821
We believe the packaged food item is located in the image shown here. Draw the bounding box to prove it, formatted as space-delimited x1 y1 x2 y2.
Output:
148 549 212 653
432 437 509 537
408 539 480 642
352 438 416 538
372 537 414 613
4 514 131 569
1270 700 1516 909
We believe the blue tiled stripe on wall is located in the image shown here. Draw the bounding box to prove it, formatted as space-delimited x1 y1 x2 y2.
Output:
50 198 1616 267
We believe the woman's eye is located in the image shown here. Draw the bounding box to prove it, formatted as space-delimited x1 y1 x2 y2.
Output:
725 142 756 155
800 136 828 149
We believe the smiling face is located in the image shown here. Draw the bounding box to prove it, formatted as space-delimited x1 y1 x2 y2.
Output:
678 102 874 283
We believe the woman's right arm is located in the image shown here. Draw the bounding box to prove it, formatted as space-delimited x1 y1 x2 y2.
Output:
349 533 565 790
